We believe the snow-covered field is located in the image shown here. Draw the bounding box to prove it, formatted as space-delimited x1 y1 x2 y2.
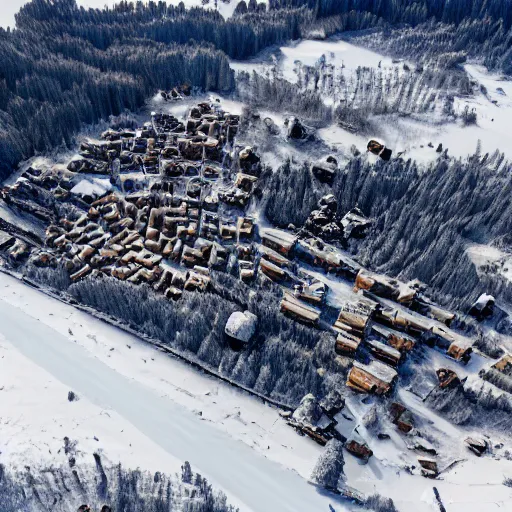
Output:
232 36 512 163
1 273 512 511
0 272 342 512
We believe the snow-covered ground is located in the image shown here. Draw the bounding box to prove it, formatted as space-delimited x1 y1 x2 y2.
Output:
0 272 345 512
232 37 512 162
1 273 512 511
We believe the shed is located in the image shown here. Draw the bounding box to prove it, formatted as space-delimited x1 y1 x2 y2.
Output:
335 331 361 357
355 269 417 305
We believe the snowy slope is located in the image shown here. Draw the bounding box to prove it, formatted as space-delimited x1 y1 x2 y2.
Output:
0 273 347 512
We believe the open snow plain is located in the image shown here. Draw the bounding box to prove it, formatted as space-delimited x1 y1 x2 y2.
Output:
1 273 511 511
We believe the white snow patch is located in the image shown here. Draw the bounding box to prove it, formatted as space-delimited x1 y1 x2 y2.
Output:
71 177 112 198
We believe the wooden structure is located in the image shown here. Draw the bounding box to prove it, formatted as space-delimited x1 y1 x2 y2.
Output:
355 269 417 305
346 360 397 395
333 298 377 338
280 292 320 325
370 323 416 353
261 228 297 256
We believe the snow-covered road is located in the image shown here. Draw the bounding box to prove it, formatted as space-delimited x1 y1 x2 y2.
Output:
0 295 344 512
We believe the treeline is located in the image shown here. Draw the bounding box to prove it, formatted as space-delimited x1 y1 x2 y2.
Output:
15 0 307 59
270 0 512 30
0 458 238 512
426 381 512 432
0 0 312 182
261 152 512 310
26 265 341 407
237 71 332 122
350 18 512 73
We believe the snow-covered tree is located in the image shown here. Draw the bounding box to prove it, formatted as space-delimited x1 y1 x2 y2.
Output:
310 439 345 491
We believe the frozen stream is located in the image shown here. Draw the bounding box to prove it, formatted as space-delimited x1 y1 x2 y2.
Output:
0 296 343 512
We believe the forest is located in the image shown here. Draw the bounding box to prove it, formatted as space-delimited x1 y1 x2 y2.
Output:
0 457 238 512
25 264 342 408
261 152 512 312
3 0 512 183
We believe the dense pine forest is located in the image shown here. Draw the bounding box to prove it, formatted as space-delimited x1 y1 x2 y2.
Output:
2 0 512 182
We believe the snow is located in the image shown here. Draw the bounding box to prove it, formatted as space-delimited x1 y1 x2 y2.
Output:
353 359 397 383
278 39 396 84
225 311 257 342
467 243 512 283
0 273 342 512
71 177 112 198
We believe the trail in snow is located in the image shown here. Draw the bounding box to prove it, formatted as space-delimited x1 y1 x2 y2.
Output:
0 297 346 512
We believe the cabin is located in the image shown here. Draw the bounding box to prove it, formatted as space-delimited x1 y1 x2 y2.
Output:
365 338 402 367
294 279 326 305
261 228 297 256
414 298 456 326
237 217 254 239
346 360 398 395
258 244 290 268
335 331 361 357
345 438 373 461
259 258 287 281
389 402 414 433
374 302 432 337
492 353 512 374
280 293 321 325
417 456 438 478
436 368 460 389
333 298 377 339
354 269 417 305
296 237 361 278
370 323 416 353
